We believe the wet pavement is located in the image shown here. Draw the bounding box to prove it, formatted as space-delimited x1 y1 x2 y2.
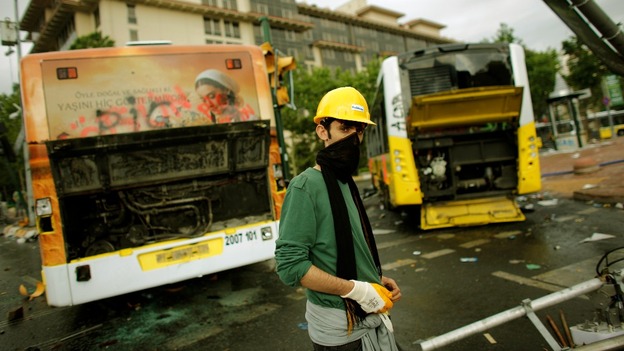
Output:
539 136 624 203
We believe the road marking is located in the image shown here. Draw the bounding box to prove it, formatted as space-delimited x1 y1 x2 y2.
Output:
577 207 599 215
376 236 420 249
532 256 600 288
493 230 522 239
436 233 455 240
382 258 418 271
492 271 572 294
553 215 578 223
422 248 455 259
460 239 491 249
373 229 396 235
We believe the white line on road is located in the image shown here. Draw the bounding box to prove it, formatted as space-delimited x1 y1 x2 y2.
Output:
421 248 456 259
382 258 418 271
460 239 491 249
376 236 420 249
491 271 589 299
493 231 523 239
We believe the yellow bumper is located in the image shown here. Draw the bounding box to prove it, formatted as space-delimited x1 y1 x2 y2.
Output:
421 196 525 230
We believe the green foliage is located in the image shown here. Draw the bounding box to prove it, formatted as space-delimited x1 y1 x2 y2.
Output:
561 36 616 110
525 49 559 121
0 85 24 202
491 23 524 46
280 60 380 176
69 32 115 50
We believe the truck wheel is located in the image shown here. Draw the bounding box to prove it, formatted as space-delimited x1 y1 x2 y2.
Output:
379 183 394 211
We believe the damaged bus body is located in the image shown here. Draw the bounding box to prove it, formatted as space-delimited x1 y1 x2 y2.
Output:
367 43 541 230
20 45 285 306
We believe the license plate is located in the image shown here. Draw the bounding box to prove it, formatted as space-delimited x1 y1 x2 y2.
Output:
138 238 223 271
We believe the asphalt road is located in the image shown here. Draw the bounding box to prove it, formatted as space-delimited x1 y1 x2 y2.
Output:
2 185 624 351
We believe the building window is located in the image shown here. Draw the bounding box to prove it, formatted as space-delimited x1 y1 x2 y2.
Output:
224 21 240 38
344 52 354 62
287 48 299 58
304 46 313 59
281 9 293 19
127 4 137 24
129 29 138 41
202 0 218 5
303 30 313 41
222 0 237 10
255 3 269 14
204 17 221 35
285 30 296 41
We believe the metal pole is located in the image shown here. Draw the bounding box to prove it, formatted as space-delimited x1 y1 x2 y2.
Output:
416 278 605 351
14 0 34 225
259 16 290 181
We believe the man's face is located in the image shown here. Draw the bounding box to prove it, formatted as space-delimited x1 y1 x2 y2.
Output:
317 119 367 147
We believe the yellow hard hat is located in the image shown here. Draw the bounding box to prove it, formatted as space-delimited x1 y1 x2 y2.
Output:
313 87 376 126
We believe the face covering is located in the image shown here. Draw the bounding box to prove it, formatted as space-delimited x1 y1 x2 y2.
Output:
316 132 361 183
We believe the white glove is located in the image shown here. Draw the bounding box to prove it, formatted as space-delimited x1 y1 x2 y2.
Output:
341 280 394 313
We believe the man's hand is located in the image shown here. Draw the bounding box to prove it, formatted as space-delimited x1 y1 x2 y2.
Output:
340 280 393 313
381 276 402 302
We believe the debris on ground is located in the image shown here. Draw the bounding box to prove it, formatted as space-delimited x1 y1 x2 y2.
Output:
580 233 616 243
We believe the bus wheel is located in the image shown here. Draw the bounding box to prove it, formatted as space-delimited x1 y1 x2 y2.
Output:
379 183 394 211
617 129 624 137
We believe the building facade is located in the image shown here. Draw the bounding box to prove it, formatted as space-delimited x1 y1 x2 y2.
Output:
20 0 455 73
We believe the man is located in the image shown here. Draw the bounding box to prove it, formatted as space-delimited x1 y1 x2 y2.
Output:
275 87 402 350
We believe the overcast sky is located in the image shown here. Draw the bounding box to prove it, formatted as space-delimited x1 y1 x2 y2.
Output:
1 0 623 95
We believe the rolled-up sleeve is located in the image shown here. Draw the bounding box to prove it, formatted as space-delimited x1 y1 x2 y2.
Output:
275 179 316 287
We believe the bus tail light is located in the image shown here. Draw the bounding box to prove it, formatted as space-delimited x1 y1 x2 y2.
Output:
261 226 273 241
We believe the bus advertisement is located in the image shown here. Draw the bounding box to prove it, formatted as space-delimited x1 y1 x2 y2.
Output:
366 43 541 230
20 45 285 306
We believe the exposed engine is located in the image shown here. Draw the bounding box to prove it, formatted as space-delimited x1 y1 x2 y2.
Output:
46 122 272 261
414 125 519 201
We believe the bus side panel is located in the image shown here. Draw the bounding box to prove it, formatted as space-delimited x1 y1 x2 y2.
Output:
517 121 542 194
509 44 536 127
30 145 67 266
388 136 422 206
44 221 277 307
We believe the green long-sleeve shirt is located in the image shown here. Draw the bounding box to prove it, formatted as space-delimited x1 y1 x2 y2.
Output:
275 167 381 310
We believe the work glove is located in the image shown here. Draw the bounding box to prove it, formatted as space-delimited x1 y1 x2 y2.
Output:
341 280 393 313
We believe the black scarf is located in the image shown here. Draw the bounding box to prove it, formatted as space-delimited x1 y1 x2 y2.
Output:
316 133 383 332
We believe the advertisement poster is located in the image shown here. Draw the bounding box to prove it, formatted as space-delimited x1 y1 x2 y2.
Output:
41 51 261 140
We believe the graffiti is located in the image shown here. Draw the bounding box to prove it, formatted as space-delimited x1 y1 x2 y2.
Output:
54 84 216 139
236 136 265 168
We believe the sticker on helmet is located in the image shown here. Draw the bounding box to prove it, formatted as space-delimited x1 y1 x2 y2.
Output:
351 104 364 112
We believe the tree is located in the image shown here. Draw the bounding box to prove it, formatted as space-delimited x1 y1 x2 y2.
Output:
69 32 115 50
490 23 523 46
561 36 618 111
525 49 559 121
0 84 24 203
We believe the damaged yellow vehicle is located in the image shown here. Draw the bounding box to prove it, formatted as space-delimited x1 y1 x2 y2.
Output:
366 43 541 230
